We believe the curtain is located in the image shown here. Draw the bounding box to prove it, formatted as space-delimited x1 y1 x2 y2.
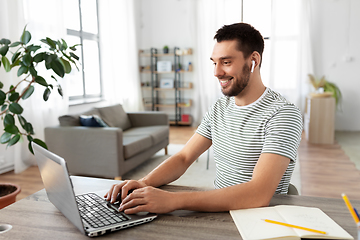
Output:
0 0 67 173
267 0 312 112
98 0 143 112
192 0 242 125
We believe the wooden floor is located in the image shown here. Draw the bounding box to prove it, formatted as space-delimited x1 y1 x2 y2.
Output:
1 126 360 202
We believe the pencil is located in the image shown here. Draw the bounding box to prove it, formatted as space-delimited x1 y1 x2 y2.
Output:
263 219 327 235
341 193 360 223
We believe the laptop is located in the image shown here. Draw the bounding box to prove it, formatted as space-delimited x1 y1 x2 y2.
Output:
32 142 157 237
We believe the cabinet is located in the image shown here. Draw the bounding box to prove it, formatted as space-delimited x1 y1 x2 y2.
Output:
304 96 335 144
139 47 193 126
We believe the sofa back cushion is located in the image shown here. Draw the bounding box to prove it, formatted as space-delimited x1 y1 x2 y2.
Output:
58 108 101 126
96 104 132 130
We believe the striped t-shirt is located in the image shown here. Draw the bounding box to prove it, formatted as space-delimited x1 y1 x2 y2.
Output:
196 88 303 194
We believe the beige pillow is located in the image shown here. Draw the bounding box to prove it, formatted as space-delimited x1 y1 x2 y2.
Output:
96 104 132 130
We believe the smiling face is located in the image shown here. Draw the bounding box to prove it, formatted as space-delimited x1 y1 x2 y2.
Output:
211 40 251 97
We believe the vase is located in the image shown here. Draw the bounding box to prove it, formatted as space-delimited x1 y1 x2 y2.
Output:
0 183 21 209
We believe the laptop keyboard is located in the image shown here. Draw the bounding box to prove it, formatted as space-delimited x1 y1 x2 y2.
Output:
76 193 130 229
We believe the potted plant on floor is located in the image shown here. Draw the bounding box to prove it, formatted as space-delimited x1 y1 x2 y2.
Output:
0 26 80 153
0 26 80 208
0 183 21 209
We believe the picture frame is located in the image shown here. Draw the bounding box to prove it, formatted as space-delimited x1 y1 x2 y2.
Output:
160 78 174 88
157 61 172 72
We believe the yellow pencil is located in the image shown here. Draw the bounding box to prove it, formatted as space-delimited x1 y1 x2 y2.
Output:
342 193 360 223
263 219 327 235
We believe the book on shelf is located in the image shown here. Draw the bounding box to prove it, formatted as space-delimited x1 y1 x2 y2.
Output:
230 205 353 240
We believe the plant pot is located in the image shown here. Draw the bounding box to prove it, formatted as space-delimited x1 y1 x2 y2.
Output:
0 183 21 209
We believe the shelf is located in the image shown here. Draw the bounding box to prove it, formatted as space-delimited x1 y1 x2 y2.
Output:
140 69 193 74
141 83 193 91
143 99 192 108
169 115 192 126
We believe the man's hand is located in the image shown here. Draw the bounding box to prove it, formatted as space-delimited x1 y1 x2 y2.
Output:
104 180 147 203
119 186 178 214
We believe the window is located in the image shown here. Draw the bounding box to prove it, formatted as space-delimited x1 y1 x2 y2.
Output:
63 0 102 102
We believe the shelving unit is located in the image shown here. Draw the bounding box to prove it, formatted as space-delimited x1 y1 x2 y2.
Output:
139 47 193 126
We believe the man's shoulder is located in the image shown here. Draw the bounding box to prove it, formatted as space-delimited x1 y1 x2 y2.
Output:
263 89 302 119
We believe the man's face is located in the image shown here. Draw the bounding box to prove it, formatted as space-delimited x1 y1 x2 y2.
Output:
210 40 251 97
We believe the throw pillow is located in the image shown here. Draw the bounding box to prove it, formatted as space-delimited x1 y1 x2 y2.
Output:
79 115 109 127
96 104 132 130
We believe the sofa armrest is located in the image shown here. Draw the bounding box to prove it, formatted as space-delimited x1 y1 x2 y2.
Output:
44 126 124 178
127 112 169 127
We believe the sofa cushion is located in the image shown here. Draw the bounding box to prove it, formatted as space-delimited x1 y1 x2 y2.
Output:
124 126 169 145
123 135 152 159
59 108 101 126
96 104 132 131
79 115 109 127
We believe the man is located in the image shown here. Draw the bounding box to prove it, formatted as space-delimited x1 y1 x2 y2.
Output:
105 23 303 214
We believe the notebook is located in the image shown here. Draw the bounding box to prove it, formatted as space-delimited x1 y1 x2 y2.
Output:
32 142 157 237
230 205 353 240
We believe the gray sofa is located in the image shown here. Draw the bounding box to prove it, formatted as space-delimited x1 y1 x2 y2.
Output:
44 104 169 179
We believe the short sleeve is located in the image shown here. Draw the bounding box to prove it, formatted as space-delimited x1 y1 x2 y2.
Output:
196 110 212 140
262 104 303 162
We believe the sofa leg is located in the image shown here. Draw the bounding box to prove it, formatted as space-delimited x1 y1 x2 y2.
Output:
165 146 168 155
114 176 122 181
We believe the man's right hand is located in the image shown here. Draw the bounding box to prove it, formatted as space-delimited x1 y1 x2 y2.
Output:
104 180 148 203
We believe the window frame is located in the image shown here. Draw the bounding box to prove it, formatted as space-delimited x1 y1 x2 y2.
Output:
66 0 103 103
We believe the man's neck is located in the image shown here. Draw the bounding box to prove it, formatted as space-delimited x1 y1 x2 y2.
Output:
234 76 266 106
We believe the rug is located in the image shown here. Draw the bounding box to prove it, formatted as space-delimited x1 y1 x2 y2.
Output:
336 131 360 170
123 144 302 193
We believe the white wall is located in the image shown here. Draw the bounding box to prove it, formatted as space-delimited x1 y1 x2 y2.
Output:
311 0 360 131
71 0 360 131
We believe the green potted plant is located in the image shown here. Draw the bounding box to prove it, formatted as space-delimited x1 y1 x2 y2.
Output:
308 74 342 108
0 26 80 154
163 45 169 54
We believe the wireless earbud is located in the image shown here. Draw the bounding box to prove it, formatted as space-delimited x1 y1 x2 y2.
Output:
251 60 255 73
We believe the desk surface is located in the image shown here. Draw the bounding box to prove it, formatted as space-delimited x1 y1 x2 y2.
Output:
0 176 358 239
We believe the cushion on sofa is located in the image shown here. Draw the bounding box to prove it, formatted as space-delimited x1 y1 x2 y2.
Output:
59 108 101 126
124 126 169 145
96 104 132 130
79 115 109 127
123 135 152 159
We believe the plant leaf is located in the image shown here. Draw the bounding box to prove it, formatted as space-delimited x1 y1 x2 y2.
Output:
0 38 11 45
43 88 51 101
29 65 37 76
0 90 6 101
21 30 31 44
1 56 11 72
33 138 48 149
1 104 7 111
59 57 71 74
11 52 21 64
4 114 15 127
0 82 3 89
35 76 48 86
18 115 27 128
33 52 45 63
24 122 34 134
22 53 32 67
4 124 19 134
0 132 12 144
17 65 28 76
70 52 79 61
58 85 63 97
10 41 21 47
45 37 56 49
28 45 41 53
9 102 23 114
7 134 20 147
0 45 9 56
22 85 35 100
8 92 19 102
51 58 65 77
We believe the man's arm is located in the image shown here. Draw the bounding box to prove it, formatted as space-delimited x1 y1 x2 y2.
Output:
105 133 212 202
119 152 290 214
